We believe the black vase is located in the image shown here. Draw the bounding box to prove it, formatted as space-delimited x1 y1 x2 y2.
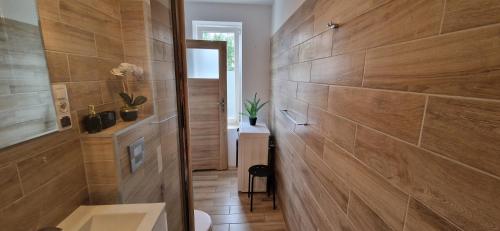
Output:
249 117 257 126
120 108 138 121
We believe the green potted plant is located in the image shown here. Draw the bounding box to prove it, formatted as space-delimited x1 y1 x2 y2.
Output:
111 63 148 121
241 93 268 126
118 92 147 121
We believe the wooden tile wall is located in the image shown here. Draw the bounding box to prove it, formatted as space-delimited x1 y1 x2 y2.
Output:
270 0 500 230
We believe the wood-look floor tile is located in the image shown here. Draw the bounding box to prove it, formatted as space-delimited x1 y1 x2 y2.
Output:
193 170 286 230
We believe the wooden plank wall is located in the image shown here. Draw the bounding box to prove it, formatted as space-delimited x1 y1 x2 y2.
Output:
270 0 500 230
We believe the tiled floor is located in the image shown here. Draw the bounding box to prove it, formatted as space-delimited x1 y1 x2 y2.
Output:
192 169 287 231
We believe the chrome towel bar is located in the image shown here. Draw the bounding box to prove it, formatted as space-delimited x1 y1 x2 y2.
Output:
280 109 308 126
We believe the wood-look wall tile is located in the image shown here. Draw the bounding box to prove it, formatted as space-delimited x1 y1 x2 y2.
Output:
323 139 408 231
85 161 117 184
68 55 121 82
306 106 356 154
40 18 96 56
312 0 390 36
321 111 356 153
332 0 443 55
291 147 350 231
153 40 173 62
95 34 124 60
81 137 115 162
348 192 393 231
45 51 70 83
297 82 329 109
68 82 103 111
59 0 122 40
0 191 43 231
328 86 426 144
404 199 461 231
152 21 173 45
302 147 349 213
88 184 119 205
39 164 87 214
275 67 289 81
354 125 412 193
81 0 121 20
298 30 333 62
17 139 82 194
310 51 365 86
353 125 500 230
441 0 500 33
290 16 314 47
37 0 60 21
151 0 172 30
38 188 88 228
99 80 123 105
294 124 324 157
68 55 100 81
421 97 500 177
286 98 308 125
152 61 175 80
0 164 23 209
364 25 500 99
289 62 311 82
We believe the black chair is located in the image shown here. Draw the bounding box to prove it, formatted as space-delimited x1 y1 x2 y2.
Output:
247 136 276 212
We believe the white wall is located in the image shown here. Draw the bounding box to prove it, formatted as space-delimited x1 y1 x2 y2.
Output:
271 0 305 34
185 2 272 125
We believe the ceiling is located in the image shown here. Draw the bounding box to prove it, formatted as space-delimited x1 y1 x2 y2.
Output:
184 0 274 5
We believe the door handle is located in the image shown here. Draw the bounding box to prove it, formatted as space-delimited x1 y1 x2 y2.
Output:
219 98 225 112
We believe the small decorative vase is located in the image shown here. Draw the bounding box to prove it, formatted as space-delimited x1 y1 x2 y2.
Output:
120 107 138 121
249 117 257 126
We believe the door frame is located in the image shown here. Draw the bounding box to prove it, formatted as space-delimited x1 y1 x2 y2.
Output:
170 0 194 230
186 39 228 170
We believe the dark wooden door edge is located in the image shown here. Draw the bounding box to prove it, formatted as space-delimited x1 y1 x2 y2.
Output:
170 0 195 231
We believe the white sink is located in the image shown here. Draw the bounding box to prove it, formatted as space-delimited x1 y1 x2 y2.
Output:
58 203 166 231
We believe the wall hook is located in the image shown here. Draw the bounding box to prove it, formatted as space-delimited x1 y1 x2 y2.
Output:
327 22 340 29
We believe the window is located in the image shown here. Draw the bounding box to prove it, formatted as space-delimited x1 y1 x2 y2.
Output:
193 20 242 127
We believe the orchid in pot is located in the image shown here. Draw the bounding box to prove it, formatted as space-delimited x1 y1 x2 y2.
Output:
110 63 147 121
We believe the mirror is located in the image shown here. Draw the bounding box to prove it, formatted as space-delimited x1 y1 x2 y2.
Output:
0 0 58 149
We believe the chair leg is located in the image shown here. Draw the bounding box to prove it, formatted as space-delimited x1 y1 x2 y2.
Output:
272 176 276 210
247 173 251 198
250 175 255 212
266 176 270 197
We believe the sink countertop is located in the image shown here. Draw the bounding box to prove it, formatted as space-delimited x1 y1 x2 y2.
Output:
58 203 165 231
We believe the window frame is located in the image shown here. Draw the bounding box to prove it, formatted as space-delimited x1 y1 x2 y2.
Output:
192 20 242 127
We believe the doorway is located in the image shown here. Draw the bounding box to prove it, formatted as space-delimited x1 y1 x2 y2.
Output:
186 40 228 171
